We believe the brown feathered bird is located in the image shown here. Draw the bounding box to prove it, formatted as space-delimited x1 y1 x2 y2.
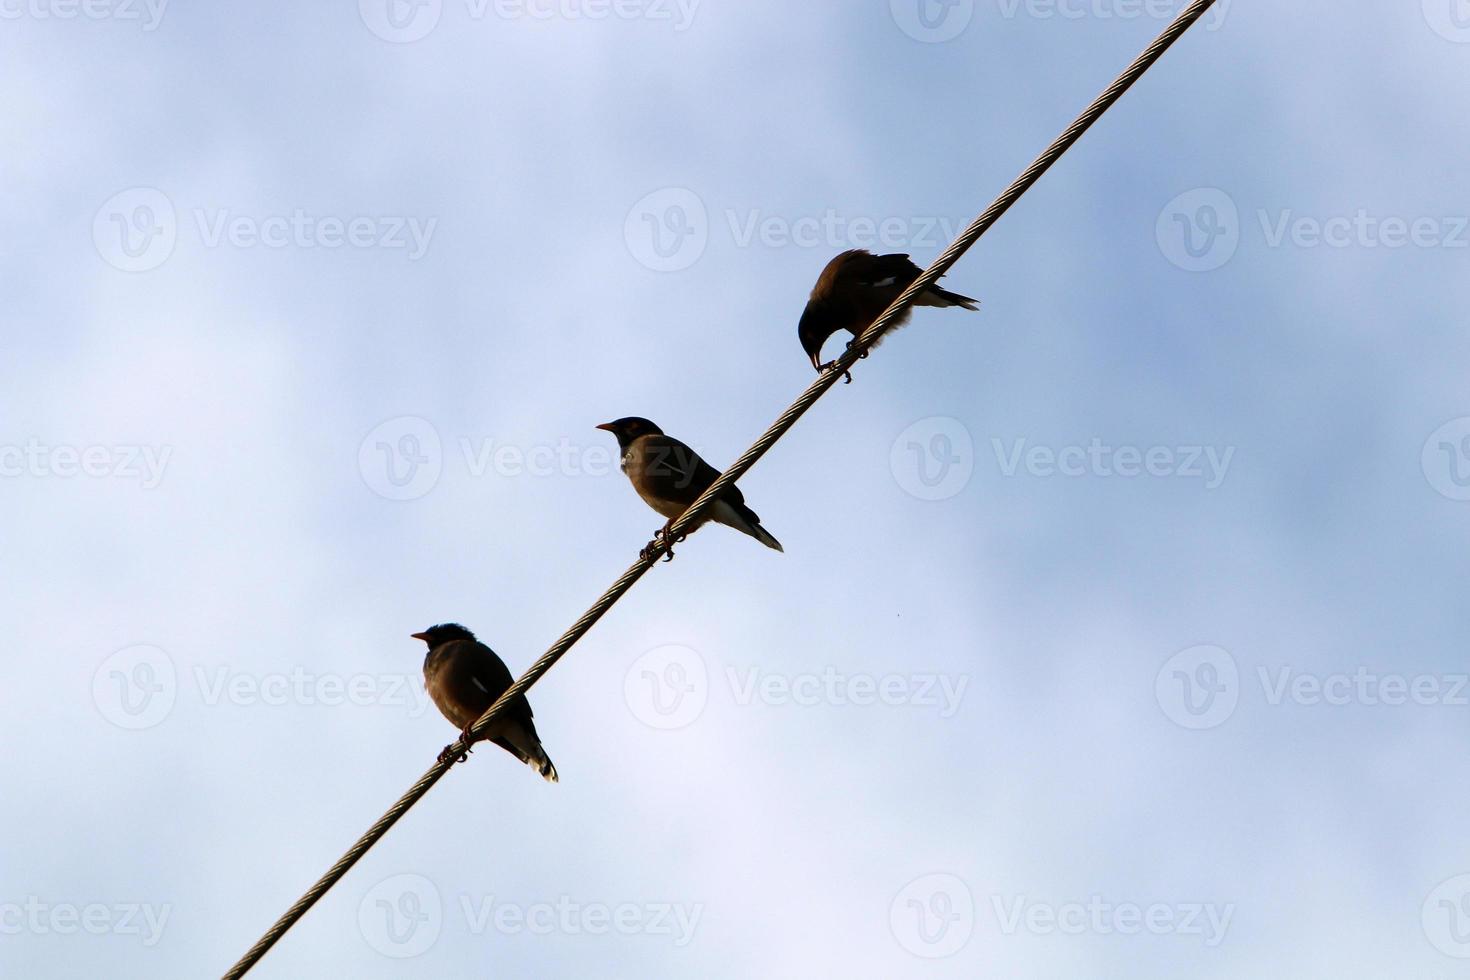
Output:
797 249 980 372
415 623 558 780
596 417 783 556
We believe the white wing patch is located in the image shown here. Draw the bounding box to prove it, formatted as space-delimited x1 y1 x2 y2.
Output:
868 276 897 287
471 675 490 694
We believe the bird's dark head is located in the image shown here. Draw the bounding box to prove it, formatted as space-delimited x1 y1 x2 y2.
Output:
797 304 831 372
595 416 663 449
411 623 476 649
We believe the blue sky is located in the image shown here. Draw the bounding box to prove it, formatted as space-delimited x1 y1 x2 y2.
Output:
4 0 1470 976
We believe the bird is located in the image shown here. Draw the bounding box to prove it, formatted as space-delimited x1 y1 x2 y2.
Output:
413 623 558 780
797 249 979 376
596 417 783 559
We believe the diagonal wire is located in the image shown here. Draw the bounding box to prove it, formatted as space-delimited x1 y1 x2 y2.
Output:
222 1 1218 974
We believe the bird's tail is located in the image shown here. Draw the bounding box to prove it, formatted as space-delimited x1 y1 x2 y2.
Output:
712 498 784 553
494 730 560 783
918 285 980 311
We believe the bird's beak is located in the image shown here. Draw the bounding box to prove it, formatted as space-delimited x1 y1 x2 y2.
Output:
809 349 823 373
595 422 616 433
410 631 429 641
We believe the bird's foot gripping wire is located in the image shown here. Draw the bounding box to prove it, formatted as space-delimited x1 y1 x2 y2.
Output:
439 728 474 765
820 360 854 384
641 524 686 562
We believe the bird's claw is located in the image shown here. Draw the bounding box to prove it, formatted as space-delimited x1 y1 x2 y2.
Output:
439 727 476 764
641 525 688 562
819 360 853 384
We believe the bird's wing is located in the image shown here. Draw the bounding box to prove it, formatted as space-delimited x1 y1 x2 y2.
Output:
638 434 722 507
447 639 516 711
852 252 921 289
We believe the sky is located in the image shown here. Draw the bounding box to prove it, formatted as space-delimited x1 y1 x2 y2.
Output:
3 0 1470 977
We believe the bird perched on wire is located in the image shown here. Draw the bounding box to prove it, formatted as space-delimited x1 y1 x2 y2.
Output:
414 623 558 780
596 416 783 560
797 249 980 378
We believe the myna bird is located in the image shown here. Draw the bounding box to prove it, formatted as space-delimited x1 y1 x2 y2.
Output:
596 417 783 559
414 623 558 780
797 249 980 376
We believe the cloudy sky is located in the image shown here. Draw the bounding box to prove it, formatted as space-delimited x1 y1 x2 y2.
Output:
4 0 1470 976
